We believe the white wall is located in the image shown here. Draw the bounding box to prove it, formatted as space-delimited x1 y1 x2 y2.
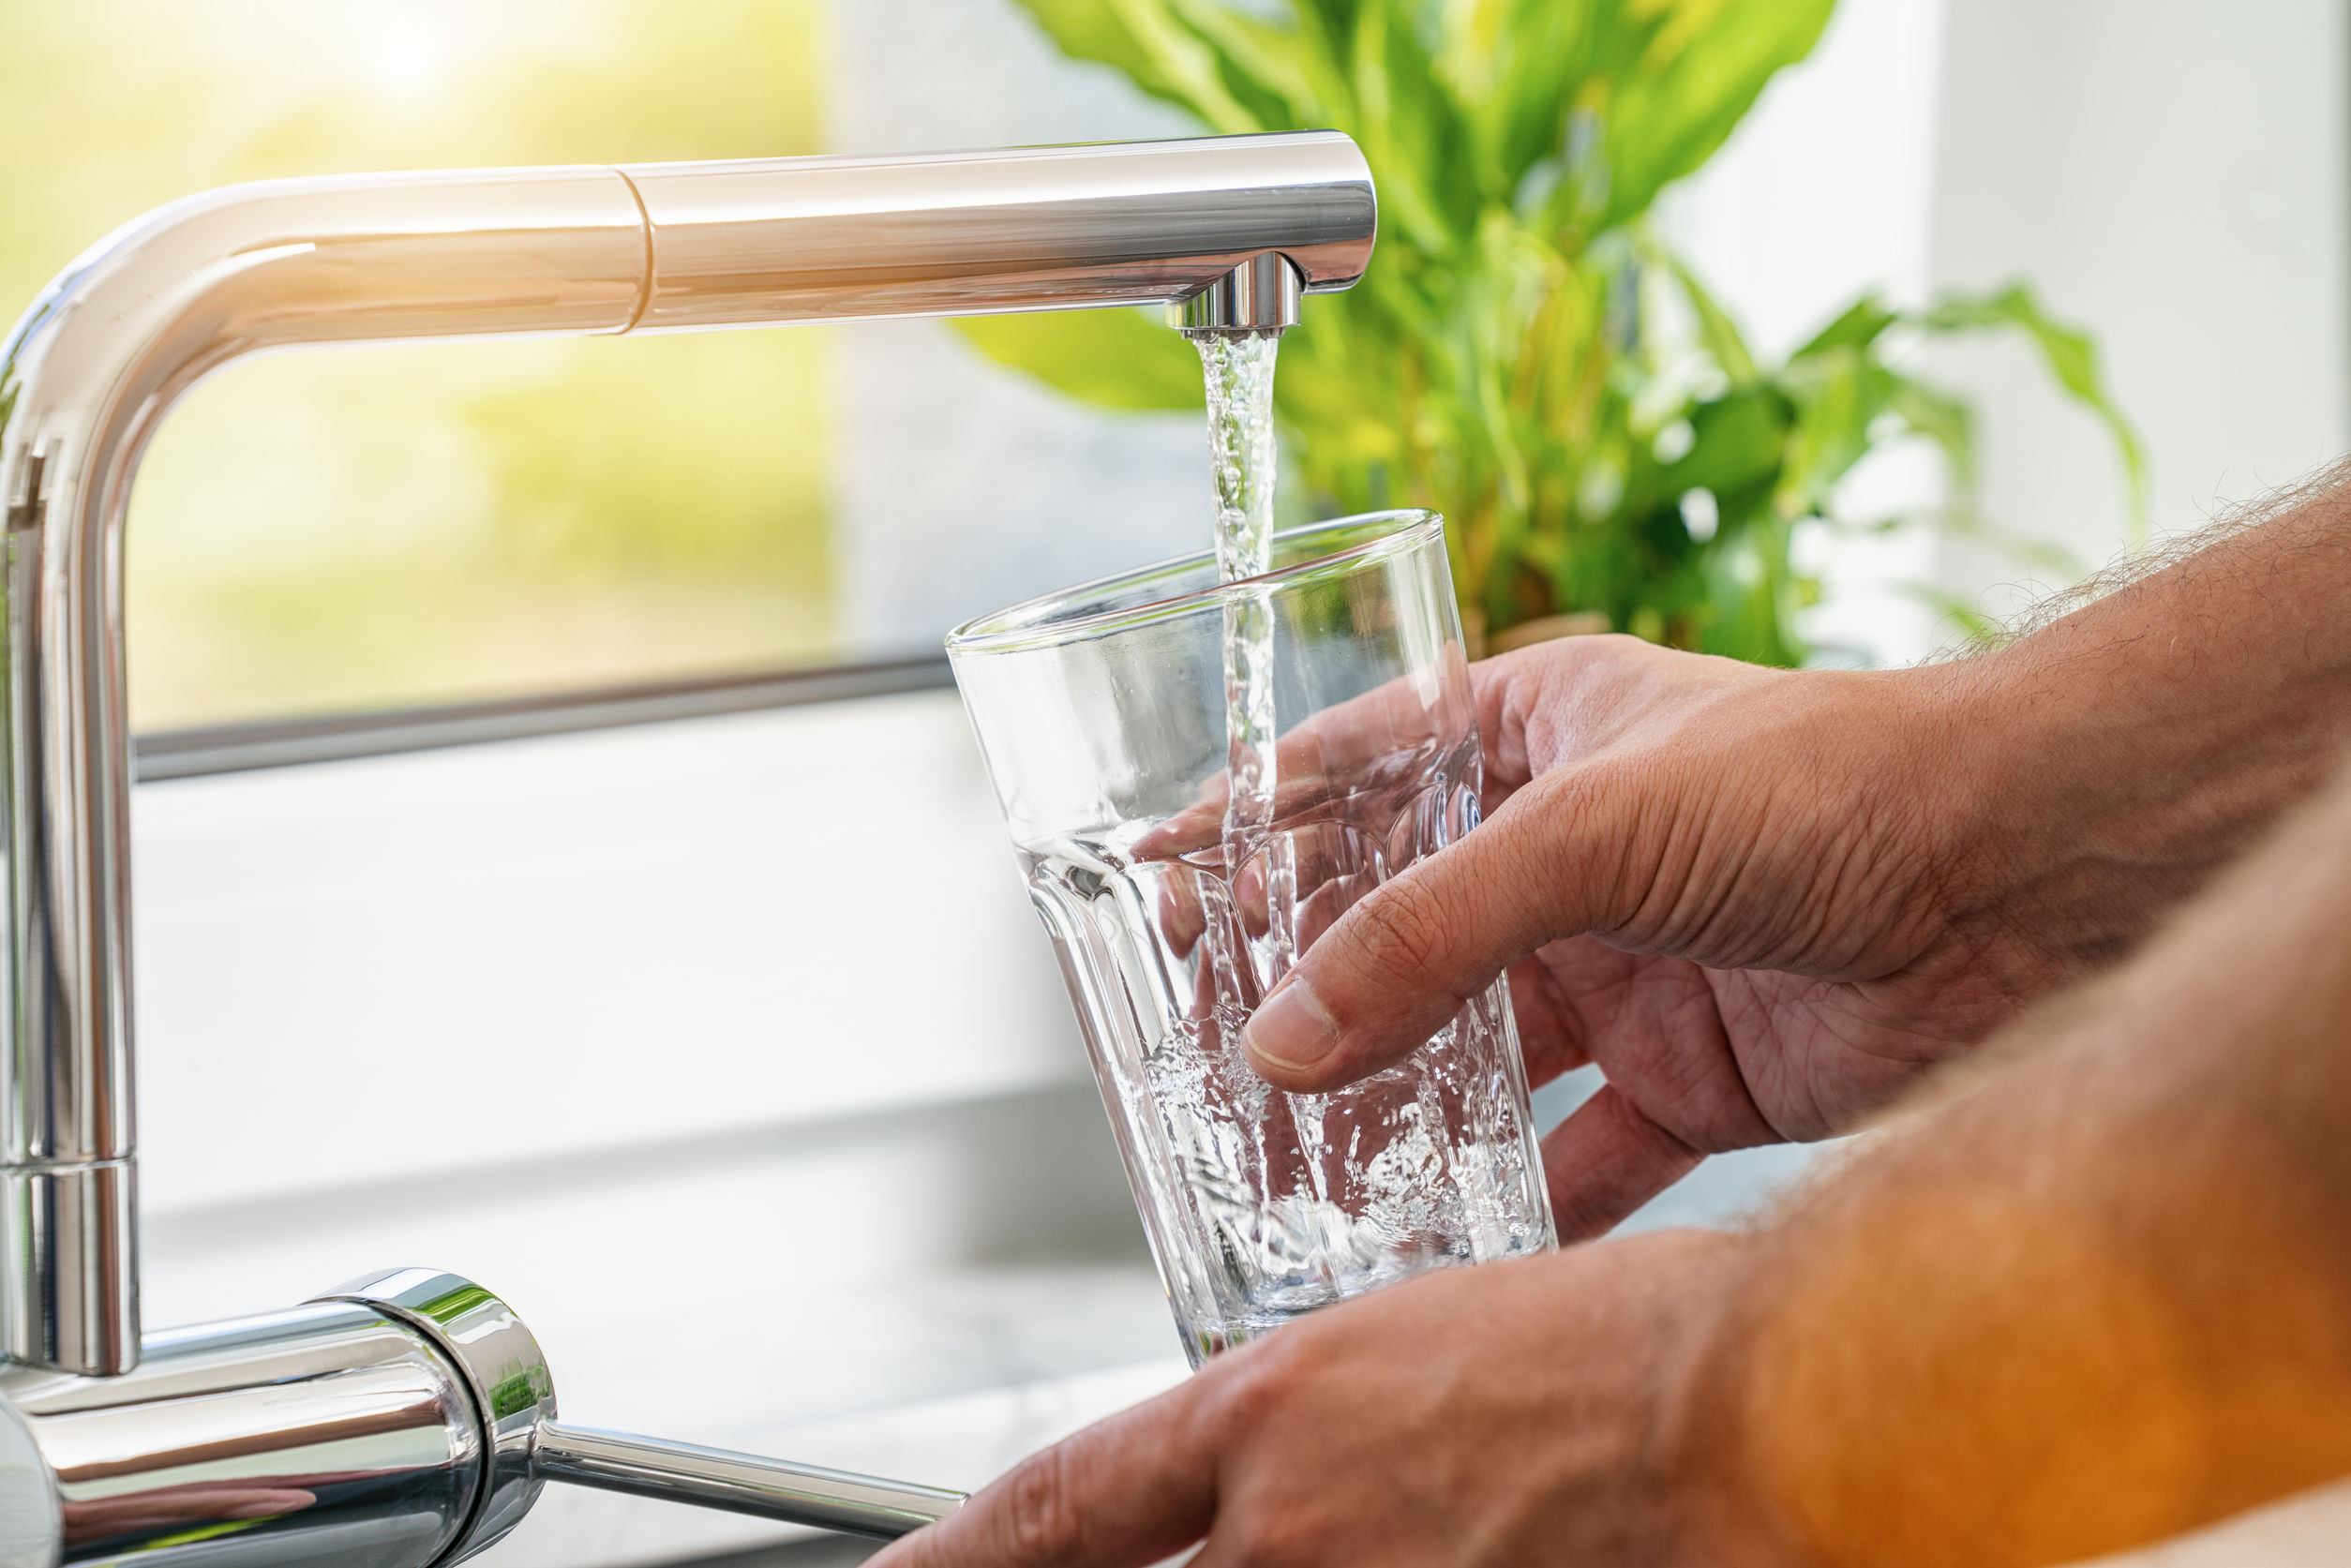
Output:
1925 0 2350 615
1646 0 2351 658
1657 0 1953 664
1659 0 1948 360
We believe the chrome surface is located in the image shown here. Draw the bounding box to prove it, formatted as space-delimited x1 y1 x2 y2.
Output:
0 126 1370 1565
0 166 646 1377
0 1167 132 1380
0 129 1376 1376
311 1272 962 1552
319 1271 554 1563
623 132 1372 329
134 655 954 782
0 1269 969 1568
2 1300 482 1567
1173 251 1303 335
534 1423 964 1542
0 1375 53 1568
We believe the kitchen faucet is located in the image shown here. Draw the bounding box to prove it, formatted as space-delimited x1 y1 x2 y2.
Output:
0 131 1375 1566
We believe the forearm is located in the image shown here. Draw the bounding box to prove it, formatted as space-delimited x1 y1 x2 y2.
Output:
1917 472 2351 988
1717 760 2351 1567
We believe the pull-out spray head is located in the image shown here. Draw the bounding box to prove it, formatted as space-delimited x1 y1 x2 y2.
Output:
1173 250 1303 336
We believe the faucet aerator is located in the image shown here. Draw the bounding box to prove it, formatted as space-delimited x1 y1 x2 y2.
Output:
1173 250 1305 337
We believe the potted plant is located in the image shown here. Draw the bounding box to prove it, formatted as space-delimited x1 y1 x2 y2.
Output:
958 0 2145 663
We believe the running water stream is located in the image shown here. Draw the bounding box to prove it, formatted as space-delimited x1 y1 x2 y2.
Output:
997 325 1551 1361
1190 328 1372 1317
1193 330 1290 997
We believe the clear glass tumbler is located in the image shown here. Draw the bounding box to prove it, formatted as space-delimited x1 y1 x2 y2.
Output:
948 511 1554 1364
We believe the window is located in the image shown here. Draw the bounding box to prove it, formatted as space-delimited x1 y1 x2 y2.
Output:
9 0 817 730
19 0 1272 741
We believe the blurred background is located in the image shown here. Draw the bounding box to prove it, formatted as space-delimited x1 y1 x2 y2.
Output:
3 0 2331 732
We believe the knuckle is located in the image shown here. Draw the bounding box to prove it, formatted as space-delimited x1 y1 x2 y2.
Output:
1200 1337 1306 1442
1349 879 1459 986
1220 1506 1323 1568
1520 764 1640 900
993 1444 1086 1566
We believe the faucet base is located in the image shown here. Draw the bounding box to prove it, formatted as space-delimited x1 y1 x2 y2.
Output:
3 1296 485 1568
0 1269 964 1567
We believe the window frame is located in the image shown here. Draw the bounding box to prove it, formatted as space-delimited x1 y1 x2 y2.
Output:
132 654 954 782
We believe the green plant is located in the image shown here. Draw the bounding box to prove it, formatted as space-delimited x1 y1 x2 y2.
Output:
958 0 2147 664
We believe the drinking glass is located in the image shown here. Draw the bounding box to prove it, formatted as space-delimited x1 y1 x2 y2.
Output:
948 510 1554 1365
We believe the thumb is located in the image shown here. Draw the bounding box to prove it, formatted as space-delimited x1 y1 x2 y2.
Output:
867 1381 1217 1568
1244 772 1625 1092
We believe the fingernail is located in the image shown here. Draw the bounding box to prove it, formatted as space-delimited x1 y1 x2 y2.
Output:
1245 976 1340 1073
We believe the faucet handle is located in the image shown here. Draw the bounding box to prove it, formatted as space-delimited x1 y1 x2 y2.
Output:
535 1421 964 1539
325 1269 963 1550
322 1268 559 1557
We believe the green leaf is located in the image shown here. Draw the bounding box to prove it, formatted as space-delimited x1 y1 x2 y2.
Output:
952 309 1204 412
1789 291 1897 361
1898 582 2008 649
1919 281 2152 545
1005 0 1262 132
1163 0 1326 122
976 0 2147 664
1653 386 1788 501
1659 246 1757 383
1000 0 1180 104
1439 0 1609 203
1881 369 1976 501
1774 346 1894 515
1346 0 1470 256
1595 0 1837 232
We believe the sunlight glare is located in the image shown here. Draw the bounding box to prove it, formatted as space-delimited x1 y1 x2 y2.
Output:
179 0 630 117
363 6 454 97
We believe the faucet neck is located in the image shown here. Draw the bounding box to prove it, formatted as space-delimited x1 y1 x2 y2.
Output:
0 133 1374 1376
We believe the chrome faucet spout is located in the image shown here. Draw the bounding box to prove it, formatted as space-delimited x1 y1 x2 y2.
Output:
0 128 1373 1568
0 131 1375 1383
0 127 1375 1568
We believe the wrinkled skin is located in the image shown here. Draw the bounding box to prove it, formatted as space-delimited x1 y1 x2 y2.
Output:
878 497 2351 1568
1244 635 2095 1238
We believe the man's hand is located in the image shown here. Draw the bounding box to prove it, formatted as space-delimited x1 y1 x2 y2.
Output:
1235 633 2041 1237
1246 513 2351 1237
882 718 2351 1568
869 1231 1792 1568
878 484 2351 1568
